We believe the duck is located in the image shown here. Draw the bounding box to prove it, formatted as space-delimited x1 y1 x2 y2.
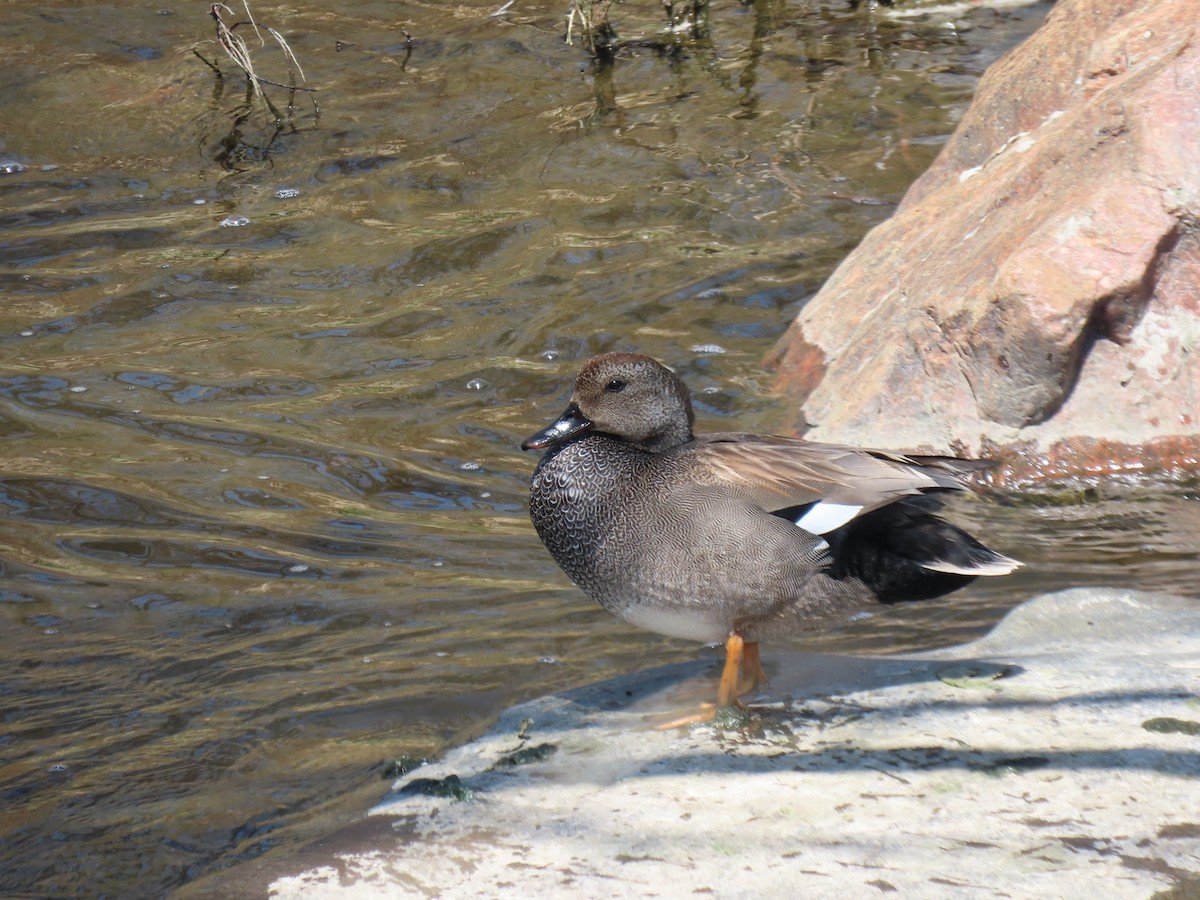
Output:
521 352 1021 711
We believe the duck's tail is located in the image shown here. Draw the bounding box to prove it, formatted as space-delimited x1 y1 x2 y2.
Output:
825 495 1022 604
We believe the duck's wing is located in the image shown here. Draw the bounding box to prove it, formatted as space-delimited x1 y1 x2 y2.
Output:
678 433 983 535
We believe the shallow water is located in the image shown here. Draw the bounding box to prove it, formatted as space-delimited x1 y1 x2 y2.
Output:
1 0 1195 895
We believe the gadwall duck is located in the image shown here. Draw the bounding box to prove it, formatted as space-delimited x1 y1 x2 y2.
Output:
522 352 1021 710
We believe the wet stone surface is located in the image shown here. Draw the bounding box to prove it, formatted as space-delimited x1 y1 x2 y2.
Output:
268 589 1200 898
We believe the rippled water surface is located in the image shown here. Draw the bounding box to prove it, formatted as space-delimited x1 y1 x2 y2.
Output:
2 0 1196 895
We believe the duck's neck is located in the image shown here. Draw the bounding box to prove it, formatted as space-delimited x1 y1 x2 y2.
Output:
638 419 693 453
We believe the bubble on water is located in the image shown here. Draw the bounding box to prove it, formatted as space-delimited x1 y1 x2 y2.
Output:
689 343 727 355
0 161 26 175
539 350 560 361
465 378 487 391
220 215 249 227
275 187 301 199
130 593 170 611
538 656 558 665
20 330 33 337
459 461 481 471
68 385 87 393
286 564 309 574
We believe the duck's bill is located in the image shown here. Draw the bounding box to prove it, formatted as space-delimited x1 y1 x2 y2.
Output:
521 403 593 450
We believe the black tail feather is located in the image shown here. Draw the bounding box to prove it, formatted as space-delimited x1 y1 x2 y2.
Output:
825 497 1019 604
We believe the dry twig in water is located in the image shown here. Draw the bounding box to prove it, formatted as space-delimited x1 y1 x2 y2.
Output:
195 1 317 114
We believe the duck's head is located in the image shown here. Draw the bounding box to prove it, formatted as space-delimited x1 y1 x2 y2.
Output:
522 352 695 453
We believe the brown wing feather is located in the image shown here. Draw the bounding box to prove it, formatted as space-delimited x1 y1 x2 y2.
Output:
675 433 974 517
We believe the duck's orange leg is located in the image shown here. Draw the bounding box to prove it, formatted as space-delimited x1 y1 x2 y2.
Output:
717 632 746 707
653 632 762 729
738 640 768 696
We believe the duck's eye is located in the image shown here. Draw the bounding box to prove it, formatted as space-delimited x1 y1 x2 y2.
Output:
605 378 626 393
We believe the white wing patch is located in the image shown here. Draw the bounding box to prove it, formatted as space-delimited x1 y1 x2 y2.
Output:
792 501 863 534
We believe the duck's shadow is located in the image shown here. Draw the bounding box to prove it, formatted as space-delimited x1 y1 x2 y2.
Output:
442 649 1200 790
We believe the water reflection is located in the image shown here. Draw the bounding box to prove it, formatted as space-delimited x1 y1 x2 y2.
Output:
4 0 1193 897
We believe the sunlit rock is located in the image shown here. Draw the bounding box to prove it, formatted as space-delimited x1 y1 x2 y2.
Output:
768 0 1200 485
268 588 1200 898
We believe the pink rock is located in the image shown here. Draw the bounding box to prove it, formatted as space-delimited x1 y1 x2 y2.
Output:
768 0 1200 485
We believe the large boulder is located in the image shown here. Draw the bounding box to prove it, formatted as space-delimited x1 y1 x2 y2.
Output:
767 0 1199 486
